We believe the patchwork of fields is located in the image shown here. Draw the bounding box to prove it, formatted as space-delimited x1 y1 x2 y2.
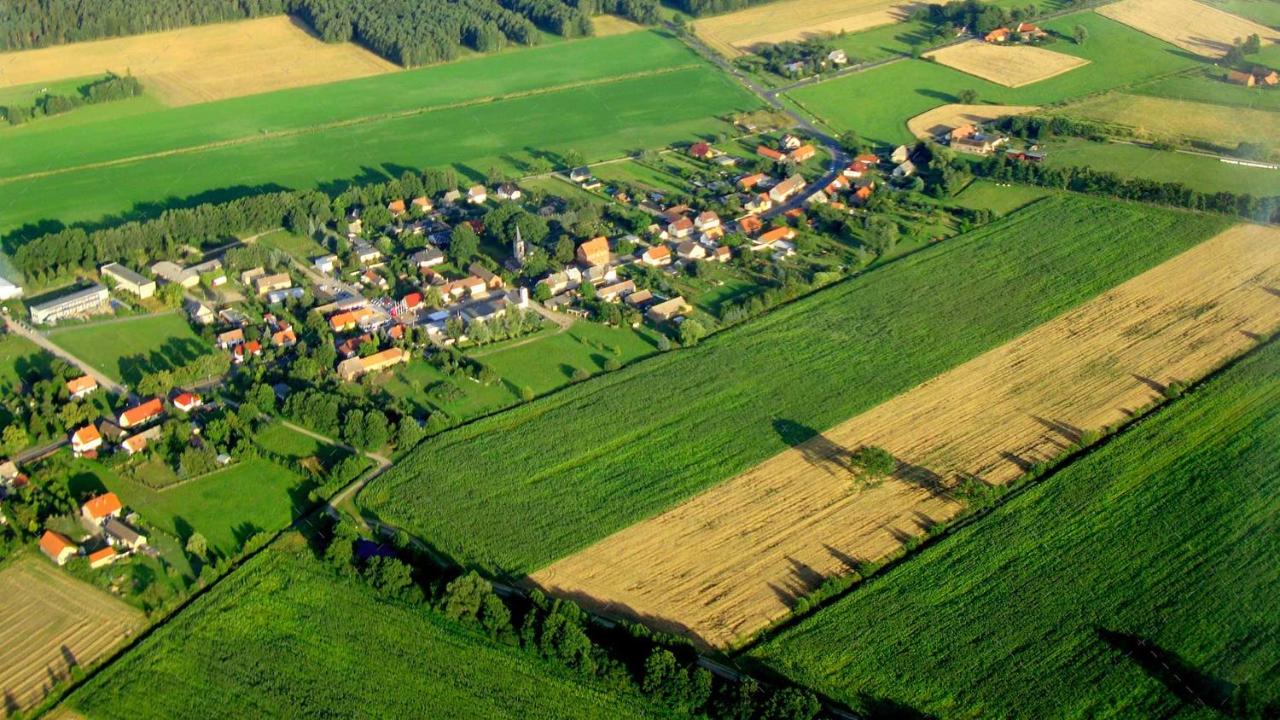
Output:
788 12 1200 144
532 223 1280 648
926 41 1089 88
0 557 145 716
1060 93 1280 148
694 0 918 57
1096 0 1278 58
361 197 1231 578
748 334 1280 718
0 31 758 235
63 541 659 720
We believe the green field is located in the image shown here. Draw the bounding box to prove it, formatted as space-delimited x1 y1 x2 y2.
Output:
1046 138 1280 195
592 159 689 195
1135 71 1280 112
360 196 1231 576
747 339 1280 719
64 541 662 720
950 179 1056 215
255 229 329 264
0 333 52 391
45 312 213 385
70 455 312 556
476 321 660 394
789 13 1201 145
255 422 357 467
1205 0 1280 25
0 75 165 135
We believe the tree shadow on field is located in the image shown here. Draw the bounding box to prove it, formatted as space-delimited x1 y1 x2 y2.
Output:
772 418 851 476
857 694 938 720
1131 374 1168 396
1094 627 1253 716
914 88 959 104
533 585 718 652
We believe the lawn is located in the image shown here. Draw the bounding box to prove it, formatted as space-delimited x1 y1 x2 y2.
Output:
593 159 690 195
476 321 661 395
68 455 314 557
1045 137 1280 195
45 312 213 386
63 542 662 720
0 31 704 181
360 196 1231 576
789 13 1203 145
1135 70 1280 112
951 179 1057 215
254 229 330 264
746 338 1280 719
0 65 759 235
1204 0 1280 25
376 357 520 421
0 333 52 392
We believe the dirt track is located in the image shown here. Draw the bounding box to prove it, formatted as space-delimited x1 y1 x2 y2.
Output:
1096 0 1279 57
0 16 397 106
926 40 1089 87
531 224 1280 649
0 557 144 717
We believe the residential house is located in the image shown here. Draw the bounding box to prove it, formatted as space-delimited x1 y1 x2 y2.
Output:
353 243 382 265
1015 22 1046 40
254 273 292 296
646 297 689 323
952 135 999 155
806 190 830 206
118 398 163 429
853 185 874 204
347 217 364 236
121 433 149 456
240 267 266 286
442 189 463 205
780 134 802 151
272 326 298 347
625 289 654 309
828 49 848 65
100 263 156 299
711 246 732 263
694 211 721 234
891 145 911 164
769 175 806 204
496 183 522 201
576 236 612 266
412 196 433 213
756 145 787 162
441 276 488 300
755 226 797 250
216 328 245 349
71 425 103 456
668 217 695 239
569 167 592 183
185 299 215 325
81 492 123 523
103 517 148 550
173 392 202 413
788 145 816 163
360 270 388 291
744 194 773 214
66 375 98 399
893 160 917 178
689 142 714 160
467 185 488 204
843 160 871 178
738 172 768 190
0 460 22 488
337 348 410 382
984 27 1011 42
411 247 446 269
676 241 707 261
583 264 617 286
233 340 262 364
640 244 672 266
313 255 339 274
219 308 246 327
468 263 505 290
387 199 407 217
28 285 110 325
1259 68 1280 85
737 214 765 236
89 547 119 569
713 155 738 168
40 531 77 565
854 152 879 164
597 280 636 302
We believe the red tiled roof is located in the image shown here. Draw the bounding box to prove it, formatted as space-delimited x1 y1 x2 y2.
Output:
82 492 123 520
66 375 97 396
120 398 163 427
40 530 76 558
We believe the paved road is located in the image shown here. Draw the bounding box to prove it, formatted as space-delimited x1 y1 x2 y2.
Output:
4 315 128 396
14 437 67 463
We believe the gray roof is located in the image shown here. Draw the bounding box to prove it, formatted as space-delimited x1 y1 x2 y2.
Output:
103 517 145 545
29 284 107 313
101 263 151 287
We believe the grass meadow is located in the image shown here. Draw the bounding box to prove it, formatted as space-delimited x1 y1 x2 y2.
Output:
950 179 1056 215
789 13 1201 145
0 65 758 235
1045 138 1280 195
1135 70 1280 112
64 540 661 720
747 338 1280 719
360 196 1231 576
0 333 52 391
46 312 214 385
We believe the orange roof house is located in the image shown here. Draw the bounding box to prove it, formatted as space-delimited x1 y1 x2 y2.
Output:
985 27 1010 42
121 434 149 455
789 145 816 163
737 215 765 236
89 547 119 569
66 375 98 399
118 398 163 428
575 237 611 267
272 327 297 347
387 199 407 216
173 392 202 413
40 531 77 565
640 244 672 266
756 145 787 162
854 185 874 203
81 492 123 522
71 424 103 455
739 173 767 190
216 328 244 349
758 226 798 245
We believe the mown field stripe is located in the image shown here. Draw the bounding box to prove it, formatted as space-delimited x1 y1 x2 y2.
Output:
0 65 700 187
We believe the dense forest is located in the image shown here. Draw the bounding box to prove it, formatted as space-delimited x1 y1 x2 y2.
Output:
0 0 660 65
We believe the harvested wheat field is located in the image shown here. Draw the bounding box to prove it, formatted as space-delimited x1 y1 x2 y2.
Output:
1097 0 1278 57
926 40 1090 87
1062 93 1280 147
0 15 398 106
532 224 1280 649
907 103 1038 137
0 557 145 716
695 0 920 57
592 14 647 36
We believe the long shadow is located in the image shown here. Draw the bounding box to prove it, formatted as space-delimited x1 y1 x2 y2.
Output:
1095 627 1243 715
1132 374 1168 395
1031 415 1083 445
823 543 861 573
772 418 851 474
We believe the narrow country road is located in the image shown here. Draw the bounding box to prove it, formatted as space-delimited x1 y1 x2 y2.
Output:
4 315 128 396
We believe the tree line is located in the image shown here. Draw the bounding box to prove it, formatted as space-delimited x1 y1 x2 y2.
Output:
0 0 287 51
3 73 143 127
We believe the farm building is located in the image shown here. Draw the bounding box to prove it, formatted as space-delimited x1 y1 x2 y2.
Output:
757 145 786 162
100 263 156 299
103 517 148 550
28 285 110 325
88 547 119 569
81 492 123 523
39 531 77 565
576 237 611 267
337 348 410 382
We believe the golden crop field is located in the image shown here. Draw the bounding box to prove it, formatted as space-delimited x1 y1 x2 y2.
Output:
694 0 920 57
0 16 398 106
591 14 647 36
906 102 1038 137
926 40 1090 87
531 224 1280 649
0 557 145 717
1062 93 1280 148
1096 0 1279 57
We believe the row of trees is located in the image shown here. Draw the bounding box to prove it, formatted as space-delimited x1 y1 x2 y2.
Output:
3 73 144 127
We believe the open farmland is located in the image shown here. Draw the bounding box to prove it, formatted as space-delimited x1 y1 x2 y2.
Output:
1046 137 1280 195
906 103 1037 138
951 179 1056 214
1206 0 1280 25
45 312 213 386
0 557 145 717
1096 0 1278 58
788 13 1199 144
694 0 918 57
926 41 1090 87
361 197 1231 577
63 540 660 720
0 16 398 106
532 223 1280 649
1135 71 1280 112
0 55 757 236
1060 93 1280 148
748 336 1280 719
